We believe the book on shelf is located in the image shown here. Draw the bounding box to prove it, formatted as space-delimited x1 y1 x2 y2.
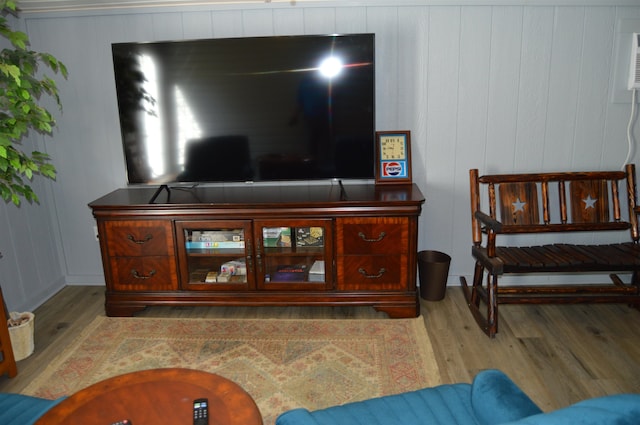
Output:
272 264 307 281
295 227 324 247
220 259 247 276
197 271 246 284
216 272 231 282
190 229 244 241
190 269 209 282
186 241 245 249
308 260 325 282
188 229 244 249
263 227 292 247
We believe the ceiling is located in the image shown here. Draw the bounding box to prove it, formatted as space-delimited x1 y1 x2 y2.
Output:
17 0 303 13
16 0 637 15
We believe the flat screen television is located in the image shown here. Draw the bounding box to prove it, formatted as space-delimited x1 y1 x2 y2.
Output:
111 33 375 186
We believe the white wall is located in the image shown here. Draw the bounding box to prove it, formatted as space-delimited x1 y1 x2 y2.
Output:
1 0 639 311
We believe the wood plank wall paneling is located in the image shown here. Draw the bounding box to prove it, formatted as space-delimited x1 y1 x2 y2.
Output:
1 3 640 312
545 7 583 170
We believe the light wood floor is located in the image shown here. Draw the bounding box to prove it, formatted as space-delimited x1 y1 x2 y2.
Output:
1 285 639 412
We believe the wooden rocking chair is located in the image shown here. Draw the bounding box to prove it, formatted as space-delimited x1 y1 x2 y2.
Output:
461 164 640 337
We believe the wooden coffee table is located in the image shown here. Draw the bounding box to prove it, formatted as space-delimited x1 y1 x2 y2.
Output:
35 368 263 425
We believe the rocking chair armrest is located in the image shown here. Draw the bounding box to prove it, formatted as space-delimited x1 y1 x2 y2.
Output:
474 211 503 232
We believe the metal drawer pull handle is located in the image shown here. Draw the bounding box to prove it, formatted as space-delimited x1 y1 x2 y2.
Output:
131 269 157 279
358 231 386 242
246 240 254 273
358 267 386 279
127 234 153 244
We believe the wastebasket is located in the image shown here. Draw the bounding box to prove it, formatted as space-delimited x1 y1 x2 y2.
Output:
8 312 35 361
417 250 451 301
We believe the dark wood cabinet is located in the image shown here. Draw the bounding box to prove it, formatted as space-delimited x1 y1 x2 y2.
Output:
102 220 178 292
253 218 334 291
175 220 254 292
336 217 412 291
90 183 424 318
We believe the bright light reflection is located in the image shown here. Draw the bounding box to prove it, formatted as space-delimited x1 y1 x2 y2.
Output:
318 56 343 78
174 86 202 167
139 54 163 178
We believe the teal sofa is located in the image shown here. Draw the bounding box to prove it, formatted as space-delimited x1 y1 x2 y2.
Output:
0 393 65 425
276 369 640 425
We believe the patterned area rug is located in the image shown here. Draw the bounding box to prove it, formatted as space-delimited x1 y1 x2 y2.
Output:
24 316 440 425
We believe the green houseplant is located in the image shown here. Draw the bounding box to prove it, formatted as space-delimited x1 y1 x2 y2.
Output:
0 0 67 206
0 0 67 361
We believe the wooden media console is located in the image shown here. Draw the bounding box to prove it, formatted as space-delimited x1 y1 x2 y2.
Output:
90 183 425 318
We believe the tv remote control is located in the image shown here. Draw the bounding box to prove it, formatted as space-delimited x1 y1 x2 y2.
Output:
193 398 209 425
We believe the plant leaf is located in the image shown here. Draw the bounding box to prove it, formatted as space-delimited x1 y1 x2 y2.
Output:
0 0 66 206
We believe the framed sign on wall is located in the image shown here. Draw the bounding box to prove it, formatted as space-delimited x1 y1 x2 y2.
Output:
375 131 412 185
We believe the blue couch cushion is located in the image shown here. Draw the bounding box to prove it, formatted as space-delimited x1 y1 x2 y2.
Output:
276 383 481 425
471 369 542 425
275 369 640 425
503 394 640 425
0 393 65 425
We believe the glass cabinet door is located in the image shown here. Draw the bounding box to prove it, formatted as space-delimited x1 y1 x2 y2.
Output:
176 221 253 290
254 219 333 290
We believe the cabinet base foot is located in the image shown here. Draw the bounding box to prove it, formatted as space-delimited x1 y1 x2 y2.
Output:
374 304 420 318
105 302 148 317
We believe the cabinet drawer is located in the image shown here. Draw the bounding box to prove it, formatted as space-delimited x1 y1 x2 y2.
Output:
337 255 406 290
109 257 178 291
338 217 408 255
105 220 174 256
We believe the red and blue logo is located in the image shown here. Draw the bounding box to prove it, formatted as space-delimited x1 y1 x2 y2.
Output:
382 161 406 178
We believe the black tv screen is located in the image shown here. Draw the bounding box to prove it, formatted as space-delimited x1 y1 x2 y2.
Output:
111 33 375 185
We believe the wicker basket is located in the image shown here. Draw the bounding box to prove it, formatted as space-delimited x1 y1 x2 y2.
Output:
8 312 35 361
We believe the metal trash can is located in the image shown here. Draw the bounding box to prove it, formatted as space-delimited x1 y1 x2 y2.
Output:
417 250 451 301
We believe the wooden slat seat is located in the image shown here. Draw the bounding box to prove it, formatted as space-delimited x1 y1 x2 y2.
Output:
461 164 640 337
475 243 640 272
